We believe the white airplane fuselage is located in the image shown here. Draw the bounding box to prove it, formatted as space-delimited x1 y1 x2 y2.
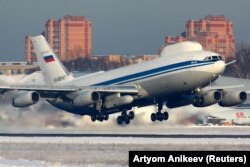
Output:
74 51 224 95
49 49 225 115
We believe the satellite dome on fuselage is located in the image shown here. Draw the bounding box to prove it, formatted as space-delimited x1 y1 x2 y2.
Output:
160 41 203 57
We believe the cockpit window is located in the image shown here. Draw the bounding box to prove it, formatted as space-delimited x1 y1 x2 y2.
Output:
203 55 223 61
212 56 218 60
218 56 223 60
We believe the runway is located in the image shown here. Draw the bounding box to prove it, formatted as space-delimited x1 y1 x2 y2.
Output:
0 126 250 166
0 133 250 138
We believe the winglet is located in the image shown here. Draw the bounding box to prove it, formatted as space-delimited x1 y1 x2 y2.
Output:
31 35 74 86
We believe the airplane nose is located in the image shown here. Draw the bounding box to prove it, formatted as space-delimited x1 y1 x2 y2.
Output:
215 60 226 74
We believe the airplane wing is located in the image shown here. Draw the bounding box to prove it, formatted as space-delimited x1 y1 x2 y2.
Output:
0 84 139 98
206 76 250 93
204 84 250 95
203 84 245 91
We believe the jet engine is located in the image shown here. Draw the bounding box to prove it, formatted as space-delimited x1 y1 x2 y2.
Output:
73 91 100 107
218 91 247 107
193 90 222 107
12 91 40 107
104 95 134 109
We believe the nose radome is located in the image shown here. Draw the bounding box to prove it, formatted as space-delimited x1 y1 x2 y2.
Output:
215 60 226 74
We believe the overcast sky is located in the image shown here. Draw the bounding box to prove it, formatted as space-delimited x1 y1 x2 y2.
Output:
0 0 250 61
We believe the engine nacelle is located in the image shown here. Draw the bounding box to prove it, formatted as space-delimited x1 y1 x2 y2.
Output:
219 91 247 107
73 91 100 107
12 91 40 108
193 90 222 107
104 95 133 109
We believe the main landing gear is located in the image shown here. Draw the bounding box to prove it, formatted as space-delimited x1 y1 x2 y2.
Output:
151 101 169 122
91 99 110 122
117 110 135 125
91 113 109 122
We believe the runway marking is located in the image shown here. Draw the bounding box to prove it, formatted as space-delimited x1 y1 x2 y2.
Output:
0 133 250 138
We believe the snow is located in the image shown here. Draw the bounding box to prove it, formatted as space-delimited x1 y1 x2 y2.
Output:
0 135 249 145
0 127 250 166
0 157 49 167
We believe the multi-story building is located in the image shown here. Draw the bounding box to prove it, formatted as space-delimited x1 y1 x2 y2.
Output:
128 55 159 64
0 62 37 75
165 15 235 61
165 35 185 45
25 15 92 63
104 55 124 63
25 35 36 64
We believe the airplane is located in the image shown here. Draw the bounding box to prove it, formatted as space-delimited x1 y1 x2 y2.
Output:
0 35 247 125
196 108 250 126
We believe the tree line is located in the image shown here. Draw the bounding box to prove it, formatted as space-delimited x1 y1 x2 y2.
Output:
62 57 130 72
224 43 250 79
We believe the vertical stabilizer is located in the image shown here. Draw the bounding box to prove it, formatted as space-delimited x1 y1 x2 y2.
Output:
31 35 74 86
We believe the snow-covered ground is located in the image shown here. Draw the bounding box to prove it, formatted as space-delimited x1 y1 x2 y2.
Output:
0 130 250 167
0 157 51 167
0 157 122 167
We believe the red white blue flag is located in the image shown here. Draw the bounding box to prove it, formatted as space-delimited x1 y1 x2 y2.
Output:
44 55 55 63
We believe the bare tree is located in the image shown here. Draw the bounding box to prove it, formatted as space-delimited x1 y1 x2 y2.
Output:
225 43 250 79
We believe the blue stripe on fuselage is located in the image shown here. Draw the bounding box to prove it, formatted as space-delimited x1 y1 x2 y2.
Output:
94 60 215 86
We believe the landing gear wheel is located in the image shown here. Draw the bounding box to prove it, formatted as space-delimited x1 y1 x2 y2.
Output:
156 112 163 121
103 114 109 121
117 116 123 125
99 117 104 122
96 114 101 121
163 112 169 120
91 115 97 122
151 113 156 122
128 111 134 120
125 117 130 124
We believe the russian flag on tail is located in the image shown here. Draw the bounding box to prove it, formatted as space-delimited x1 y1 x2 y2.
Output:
44 55 55 63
